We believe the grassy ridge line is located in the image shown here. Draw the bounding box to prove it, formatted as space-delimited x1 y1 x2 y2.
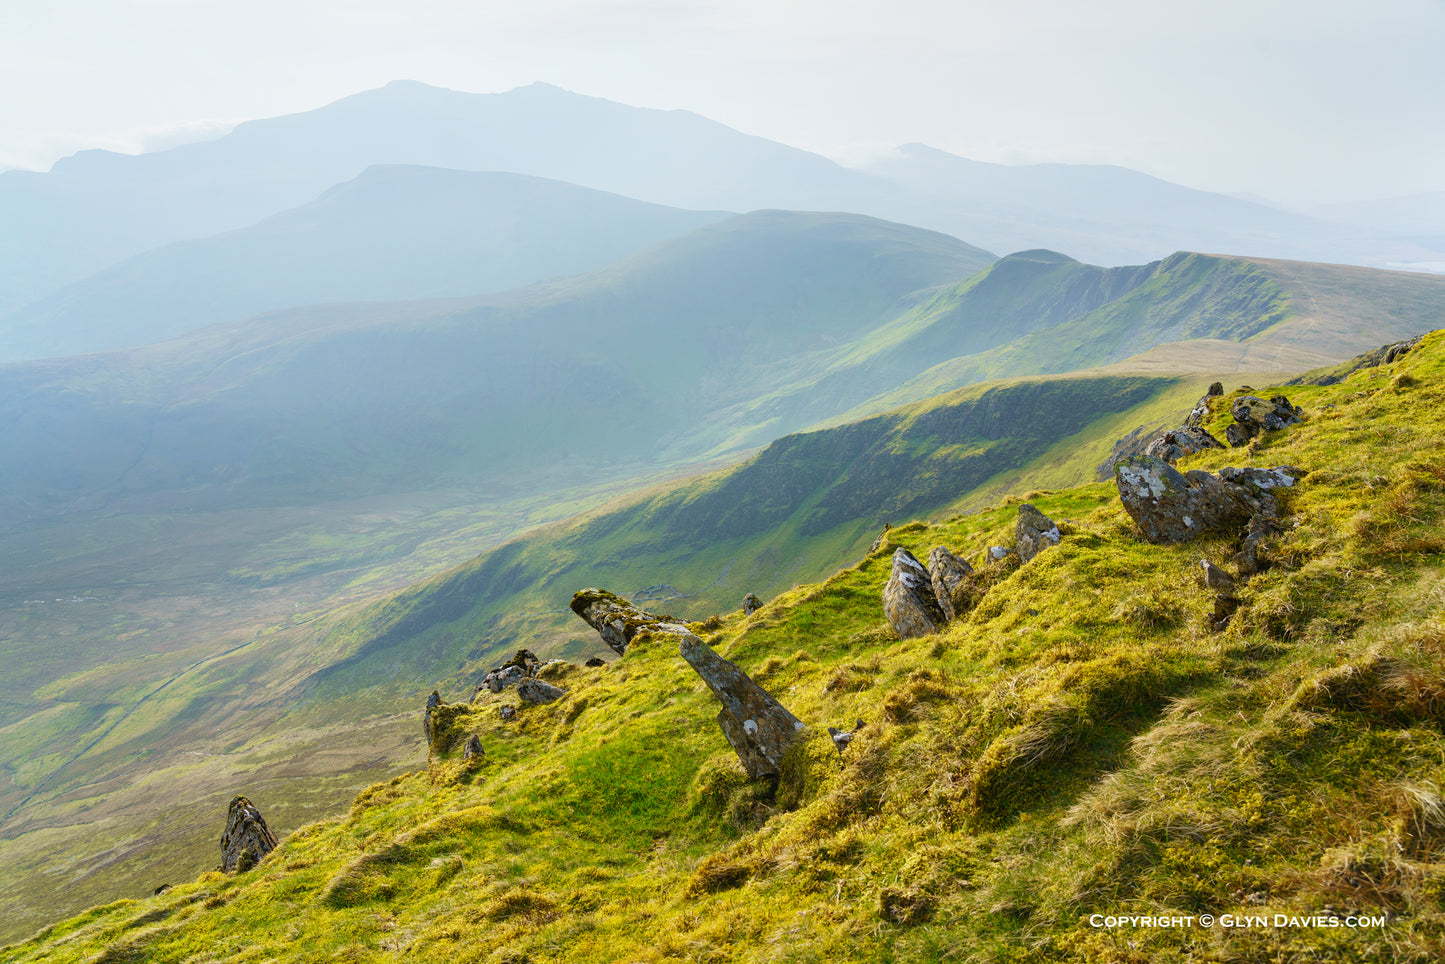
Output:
12 332 1445 961
290 373 1194 711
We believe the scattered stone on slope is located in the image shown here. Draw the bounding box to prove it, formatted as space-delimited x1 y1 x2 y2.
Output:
1144 426 1225 464
927 546 974 621
220 796 279 874
743 592 763 616
1226 394 1302 447
1202 560 1240 633
827 719 864 754
570 587 679 656
462 734 485 760
1184 382 1226 429
882 547 947 638
499 705 516 721
677 627 806 779
1201 560 1237 593
987 545 1019 565
517 678 566 704
480 664 525 693
1015 503 1061 564
585 657 607 668
866 523 893 556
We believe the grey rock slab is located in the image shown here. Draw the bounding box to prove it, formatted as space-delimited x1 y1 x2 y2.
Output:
1016 503 1061 564
570 587 679 656
927 545 973 621
1114 455 1256 544
677 628 806 779
517 678 566 704
220 796 279 874
882 548 947 638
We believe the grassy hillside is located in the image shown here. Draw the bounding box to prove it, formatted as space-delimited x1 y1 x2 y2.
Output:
0 167 731 361
0 369 1206 943
10 331 1445 962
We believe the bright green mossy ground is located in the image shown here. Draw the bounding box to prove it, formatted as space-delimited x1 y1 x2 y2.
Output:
10 336 1445 962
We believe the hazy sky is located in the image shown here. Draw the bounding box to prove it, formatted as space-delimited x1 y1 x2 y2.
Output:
2 0 1442 205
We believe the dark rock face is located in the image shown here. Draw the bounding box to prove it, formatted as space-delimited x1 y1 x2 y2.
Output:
481 665 524 693
220 796 279 874
677 628 806 779
1115 456 1258 544
927 546 974 621
882 548 947 638
1144 426 1225 464
1015 503 1061 564
517 678 566 704
1226 394 1302 447
424 691 443 744
585 657 607 668
570 588 678 656
500 705 516 721
462 734 484 760
742 592 762 616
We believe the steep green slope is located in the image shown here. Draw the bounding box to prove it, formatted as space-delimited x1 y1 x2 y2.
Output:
0 167 732 360
11 333 1445 962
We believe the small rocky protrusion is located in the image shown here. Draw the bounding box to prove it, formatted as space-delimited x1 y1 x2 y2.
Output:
1226 395 1302 447
927 546 974 621
570 588 679 656
462 734 484 760
742 592 763 616
826 719 864 755
1184 382 1227 428
153 884 171 896
424 691 443 744
1201 560 1237 593
517 678 566 704
987 545 1019 565
481 664 525 693
882 548 947 638
1212 593 1241 632
1015 503 1061 564
499 705 516 721
220 796 279 874
866 523 893 556
585 657 607 668
678 628 806 779
1144 426 1225 464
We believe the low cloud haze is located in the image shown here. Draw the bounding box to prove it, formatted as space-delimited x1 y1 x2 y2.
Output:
0 0 1441 204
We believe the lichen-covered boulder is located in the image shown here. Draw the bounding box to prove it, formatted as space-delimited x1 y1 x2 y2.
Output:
926 546 973 621
742 592 762 616
462 734 484 760
1114 455 1256 544
677 628 806 780
882 548 947 638
220 796 278 874
1015 503 1061 564
570 588 678 656
1226 395 1302 446
517 678 566 704
1144 426 1225 464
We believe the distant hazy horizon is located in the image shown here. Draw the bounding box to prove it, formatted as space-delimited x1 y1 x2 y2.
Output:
1 0 1442 208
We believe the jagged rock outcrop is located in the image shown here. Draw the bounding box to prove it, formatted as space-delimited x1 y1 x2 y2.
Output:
742 592 762 616
866 523 893 556
1226 395 1302 447
882 548 947 638
570 588 679 656
1015 503 1061 564
499 705 516 721
462 734 485 760
1184 382 1226 428
1144 426 1225 464
927 546 973 621
677 628 806 779
480 664 525 693
517 678 566 704
220 796 279 874
1288 333 1425 386
1115 455 1302 549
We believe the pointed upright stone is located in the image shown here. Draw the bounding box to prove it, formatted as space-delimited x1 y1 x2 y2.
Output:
677 628 806 779
1015 503 1061 564
927 546 973 621
220 796 279 874
883 548 947 638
